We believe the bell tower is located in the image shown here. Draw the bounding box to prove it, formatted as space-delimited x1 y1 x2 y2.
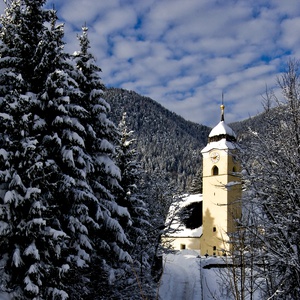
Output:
200 104 241 256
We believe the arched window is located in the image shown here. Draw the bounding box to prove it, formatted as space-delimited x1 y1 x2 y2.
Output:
232 166 236 172
212 166 219 176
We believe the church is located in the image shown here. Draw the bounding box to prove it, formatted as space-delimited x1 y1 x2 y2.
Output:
164 104 241 256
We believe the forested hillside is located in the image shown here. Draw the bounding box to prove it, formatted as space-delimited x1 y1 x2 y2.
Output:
105 88 211 191
231 105 283 144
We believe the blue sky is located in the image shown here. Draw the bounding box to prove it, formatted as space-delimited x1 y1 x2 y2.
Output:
2 0 300 126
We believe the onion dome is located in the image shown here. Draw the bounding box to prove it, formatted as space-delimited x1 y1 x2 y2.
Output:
208 104 236 143
201 103 237 153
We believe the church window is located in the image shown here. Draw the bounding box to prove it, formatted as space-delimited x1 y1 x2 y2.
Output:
232 166 236 172
213 227 216 232
212 166 219 175
213 246 216 251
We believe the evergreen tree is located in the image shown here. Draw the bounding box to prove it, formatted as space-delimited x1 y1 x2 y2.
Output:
37 14 94 298
0 0 51 94
188 168 202 194
113 112 155 299
0 1 69 298
72 26 132 298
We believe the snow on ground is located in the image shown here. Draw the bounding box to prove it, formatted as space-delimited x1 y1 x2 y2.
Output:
158 250 233 300
158 250 202 300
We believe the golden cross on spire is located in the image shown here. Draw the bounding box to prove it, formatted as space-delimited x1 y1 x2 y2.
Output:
221 92 225 121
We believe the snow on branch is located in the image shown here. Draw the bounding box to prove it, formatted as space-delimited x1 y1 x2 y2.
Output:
47 228 68 240
12 246 23 267
24 275 39 295
24 243 40 260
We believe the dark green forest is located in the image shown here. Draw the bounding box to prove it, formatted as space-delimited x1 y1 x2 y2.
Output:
105 88 211 192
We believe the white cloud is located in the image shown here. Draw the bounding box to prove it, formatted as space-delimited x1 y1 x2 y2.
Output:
280 17 300 50
57 0 121 25
1 0 297 126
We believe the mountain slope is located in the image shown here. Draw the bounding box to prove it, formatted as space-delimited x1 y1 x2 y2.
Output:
230 106 283 143
104 88 211 190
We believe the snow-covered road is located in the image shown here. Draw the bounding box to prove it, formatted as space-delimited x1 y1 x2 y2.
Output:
158 250 202 300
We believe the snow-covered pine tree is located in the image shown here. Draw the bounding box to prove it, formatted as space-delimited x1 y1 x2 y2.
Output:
112 112 156 299
188 169 202 194
117 113 150 241
0 1 69 299
37 12 92 298
0 90 54 300
72 26 133 297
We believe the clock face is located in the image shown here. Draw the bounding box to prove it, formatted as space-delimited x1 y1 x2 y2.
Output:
210 151 220 163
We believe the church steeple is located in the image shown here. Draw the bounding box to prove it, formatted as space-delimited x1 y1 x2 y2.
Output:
200 102 241 256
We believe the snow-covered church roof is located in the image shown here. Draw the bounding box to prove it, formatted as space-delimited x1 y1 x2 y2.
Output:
165 194 202 238
201 104 237 153
208 120 236 139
